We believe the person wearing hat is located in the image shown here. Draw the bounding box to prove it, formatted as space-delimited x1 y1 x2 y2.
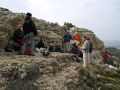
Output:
22 12 38 56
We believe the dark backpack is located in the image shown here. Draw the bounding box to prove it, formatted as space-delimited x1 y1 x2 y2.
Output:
4 41 14 52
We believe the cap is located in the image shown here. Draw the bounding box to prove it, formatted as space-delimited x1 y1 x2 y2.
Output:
26 12 32 17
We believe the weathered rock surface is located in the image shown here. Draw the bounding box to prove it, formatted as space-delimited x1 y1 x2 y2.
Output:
0 52 120 90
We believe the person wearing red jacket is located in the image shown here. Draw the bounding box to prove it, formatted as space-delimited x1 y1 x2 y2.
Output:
102 51 109 64
72 32 81 45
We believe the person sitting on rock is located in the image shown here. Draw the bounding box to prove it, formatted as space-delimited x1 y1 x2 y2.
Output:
35 38 45 53
71 43 82 62
72 31 81 46
13 22 27 52
102 51 109 64
71 43 79 54
78 42 83 59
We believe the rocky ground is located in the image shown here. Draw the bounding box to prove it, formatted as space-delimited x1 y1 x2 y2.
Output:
0 7 120 90
0 52 120 90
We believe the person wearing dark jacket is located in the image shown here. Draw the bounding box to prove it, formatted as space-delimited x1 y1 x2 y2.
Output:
37 39 45 49
63 31 72 52
88 38 93 64
13 22 25 45
22 12 38 56
13 22 26 51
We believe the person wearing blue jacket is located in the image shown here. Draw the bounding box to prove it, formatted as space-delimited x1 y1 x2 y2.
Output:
63 31 72 52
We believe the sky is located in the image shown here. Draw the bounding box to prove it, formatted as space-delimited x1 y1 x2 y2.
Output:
0 0 120 41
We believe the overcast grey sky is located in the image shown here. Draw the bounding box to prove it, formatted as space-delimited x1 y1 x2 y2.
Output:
0 0 120 41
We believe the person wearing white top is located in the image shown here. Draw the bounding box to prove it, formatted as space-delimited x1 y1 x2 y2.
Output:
81 36 89 67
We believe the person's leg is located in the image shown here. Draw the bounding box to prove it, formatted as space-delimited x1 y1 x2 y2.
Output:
103 60 108 64
66 42 68 52
85 53 89 66
20 34 29 54
68 42 71 52
66 42 70 52
21 43 27 54
29 33 35 55
89 53 93 64
76 41 80 46
65 42 68 52
83 53 86 67
88 53 92 64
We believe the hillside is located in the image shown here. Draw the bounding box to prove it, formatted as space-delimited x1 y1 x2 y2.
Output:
0 7 104 50
104 40 120 49
105 47 120 60
0 7 120 90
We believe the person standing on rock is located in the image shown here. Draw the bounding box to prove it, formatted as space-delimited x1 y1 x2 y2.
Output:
22 12 38 56
63 31 72 52
88 38 93 64
81 36 89 67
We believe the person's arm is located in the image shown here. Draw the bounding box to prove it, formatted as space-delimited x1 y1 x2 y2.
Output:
31 20 38 35
81 42 86 50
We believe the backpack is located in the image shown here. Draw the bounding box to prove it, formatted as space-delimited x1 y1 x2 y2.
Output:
49 45 54 52
4 41 14 52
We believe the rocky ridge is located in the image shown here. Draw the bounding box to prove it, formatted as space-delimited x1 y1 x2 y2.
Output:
0 7 104 49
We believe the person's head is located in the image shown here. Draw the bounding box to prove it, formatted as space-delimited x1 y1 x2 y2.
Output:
75 31 78 34
26 12 32 19
83 36 87 41
87 38 91 42
65 30 69 34
39 38 43 42
105 51 108 53
17 22 23 29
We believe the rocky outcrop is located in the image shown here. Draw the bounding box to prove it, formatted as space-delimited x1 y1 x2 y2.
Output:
0 52 120 90
0 7 104 50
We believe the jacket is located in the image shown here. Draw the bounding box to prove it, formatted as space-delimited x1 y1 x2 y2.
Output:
89 42 93 53
63 32 72 42
103 52 109 60
23 19 38 35
72 33 80 41
82 40 89 53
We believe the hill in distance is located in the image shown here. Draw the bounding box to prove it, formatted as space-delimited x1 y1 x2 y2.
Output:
104 40 120 49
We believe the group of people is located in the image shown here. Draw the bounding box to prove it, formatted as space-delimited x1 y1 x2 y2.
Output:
5 12 110 67
13 12 38 56
63 30 93 67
